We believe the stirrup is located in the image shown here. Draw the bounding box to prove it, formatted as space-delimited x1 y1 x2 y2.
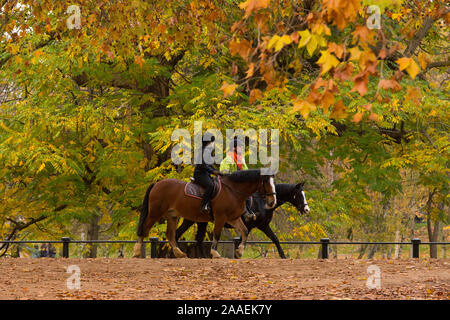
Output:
243 210 256 221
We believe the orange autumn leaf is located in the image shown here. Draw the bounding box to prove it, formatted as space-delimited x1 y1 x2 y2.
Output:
378 48 387 59
352 112 363 123
405 86 421 105
245 63 255 79
290 31 299 43
323 0 360 30
248 88 262 104
363 104 372 111
335 63 354 82
220 81 238 97
368 112 380 122
328 42 345 59
351 71 369 96
231 63 238 76
134 55 145 68
320 91 335 114
238 0 270 19
229 38 252 61
293 99 316 119
352 25 371 42
254 12 269 31
34 50 44 57
378 79 402 91
330 100 347 119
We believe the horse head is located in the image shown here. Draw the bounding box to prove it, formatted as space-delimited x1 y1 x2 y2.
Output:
291 182 310 214
259 174 277 209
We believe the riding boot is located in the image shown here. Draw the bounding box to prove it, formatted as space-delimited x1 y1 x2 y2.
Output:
244 199 256 221
243 210 256 223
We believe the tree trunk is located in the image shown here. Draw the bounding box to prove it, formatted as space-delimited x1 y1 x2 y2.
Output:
441 230 447 259
427 216 439 258
85 212 100 258
332 244 338 259
367 244 378 259
394 230 400 259
357 244 368 259
425 191 440 259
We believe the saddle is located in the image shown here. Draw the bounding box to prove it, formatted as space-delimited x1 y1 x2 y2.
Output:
184 176 222 200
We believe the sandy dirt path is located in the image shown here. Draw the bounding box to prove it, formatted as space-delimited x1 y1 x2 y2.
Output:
0 258 448 300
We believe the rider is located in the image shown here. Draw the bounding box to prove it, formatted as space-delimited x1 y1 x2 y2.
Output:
220 137 256 222
194 134 223 214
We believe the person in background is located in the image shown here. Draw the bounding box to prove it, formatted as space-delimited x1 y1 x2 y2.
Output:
31 245 40 258
48 243 56 258
39 243 48 258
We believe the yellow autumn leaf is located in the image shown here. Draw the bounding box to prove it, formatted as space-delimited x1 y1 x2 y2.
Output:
406 60 420 79
298 30 312 48
306 35 318 57
396 57 421 79
37 163 46 173
268 34 292 52
348 47 362 61
417 52 428 70
317 50 340 75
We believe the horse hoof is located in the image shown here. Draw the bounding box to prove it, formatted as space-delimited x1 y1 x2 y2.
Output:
174 248 187 258
132 244 142 258
210 250 222 259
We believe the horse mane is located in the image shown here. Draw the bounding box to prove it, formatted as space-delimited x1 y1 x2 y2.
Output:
275 183 295 195
226 169 264 182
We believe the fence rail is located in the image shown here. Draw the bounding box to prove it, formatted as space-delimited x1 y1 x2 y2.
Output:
1 238 449 259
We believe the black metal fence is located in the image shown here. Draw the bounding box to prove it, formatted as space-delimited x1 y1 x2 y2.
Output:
1 238 449 259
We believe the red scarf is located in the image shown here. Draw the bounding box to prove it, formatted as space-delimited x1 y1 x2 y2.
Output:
229 151 243 170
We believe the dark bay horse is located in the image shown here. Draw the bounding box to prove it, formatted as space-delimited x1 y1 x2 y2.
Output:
133 169 276 259
175 183 310 258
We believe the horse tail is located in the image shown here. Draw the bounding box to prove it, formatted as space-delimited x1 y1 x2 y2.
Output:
137 183 155 237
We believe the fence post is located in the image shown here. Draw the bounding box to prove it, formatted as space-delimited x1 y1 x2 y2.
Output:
233 237 241 253
320 238 329 259
61 237 70 258
150 237 159 258
411 238 421 258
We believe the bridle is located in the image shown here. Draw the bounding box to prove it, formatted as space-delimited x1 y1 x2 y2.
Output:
292 187 309 213
260 177 277 200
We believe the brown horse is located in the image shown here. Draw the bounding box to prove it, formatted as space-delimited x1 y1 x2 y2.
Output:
132 169 276 259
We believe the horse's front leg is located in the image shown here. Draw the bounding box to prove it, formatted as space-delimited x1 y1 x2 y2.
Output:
167 215 187 258
227 216 249 259
210 217 226 259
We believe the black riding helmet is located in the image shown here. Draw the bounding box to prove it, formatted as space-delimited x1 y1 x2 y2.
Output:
229 136 244 151
202 132 215 149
